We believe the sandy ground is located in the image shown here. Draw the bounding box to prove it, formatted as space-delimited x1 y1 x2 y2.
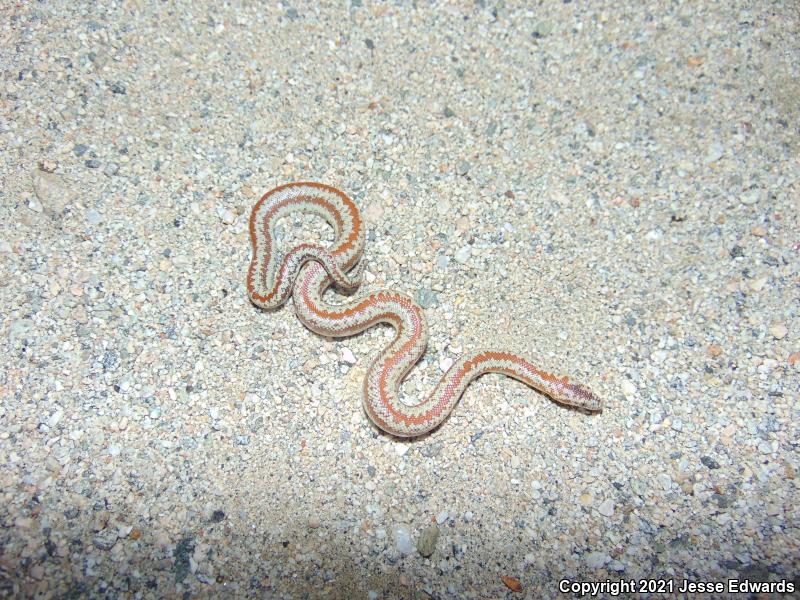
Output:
1 1 798 598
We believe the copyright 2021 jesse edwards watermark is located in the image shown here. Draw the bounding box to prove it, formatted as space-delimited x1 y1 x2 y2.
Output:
559 577 795 596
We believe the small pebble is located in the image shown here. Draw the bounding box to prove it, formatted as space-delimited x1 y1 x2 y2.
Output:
364 202 384 224
741 189 761 205
92 529 118 550
217 206 236 225
27 197 43 213
533 20 553 38
704 142 725 164
33 170 72 214
585 552 610 569
770 323 788 340
393 525 413 555
597 499 615 517
340 347 357 364
416 288 439 308
454 246 471 264
417 524 440 557
749 276 768 291
210 510 226 523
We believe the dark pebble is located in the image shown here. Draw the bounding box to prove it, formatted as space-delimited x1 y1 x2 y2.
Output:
700 456 720 469
712 492 731 508
85 159 101 169
419 442 443 458
210 510 225 523
762 255 779 266
73 144 89 157
109 82 126 94
729 245 745 259
365 38 374 50
443 106 455 118
173 537 195 583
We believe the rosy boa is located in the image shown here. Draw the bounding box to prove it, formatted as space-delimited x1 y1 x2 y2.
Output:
247 182 602 437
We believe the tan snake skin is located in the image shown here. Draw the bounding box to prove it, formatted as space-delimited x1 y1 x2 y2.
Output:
247 182 602 437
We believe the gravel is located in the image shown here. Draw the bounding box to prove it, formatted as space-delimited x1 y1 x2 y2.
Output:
1 1 798 598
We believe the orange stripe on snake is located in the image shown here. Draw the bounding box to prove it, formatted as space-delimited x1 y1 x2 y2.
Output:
247 182 602 437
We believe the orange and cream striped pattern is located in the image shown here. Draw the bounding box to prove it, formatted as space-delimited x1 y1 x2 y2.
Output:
247 182 602 437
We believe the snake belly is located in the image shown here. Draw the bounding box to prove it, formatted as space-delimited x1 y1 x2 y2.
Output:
247 182 602 438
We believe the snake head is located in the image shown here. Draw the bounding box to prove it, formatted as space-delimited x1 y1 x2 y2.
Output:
561 381 603 412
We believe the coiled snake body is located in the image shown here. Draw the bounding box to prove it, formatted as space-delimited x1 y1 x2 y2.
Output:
247 182 602 437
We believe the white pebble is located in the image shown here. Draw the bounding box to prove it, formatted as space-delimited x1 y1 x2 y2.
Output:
340 347 357 364
585 552 611 568
454 246 471 264
47 409 64 428
620 380 636 397
27 197 43 213
217 206 236 224
393 525 413 555
597 499 615 517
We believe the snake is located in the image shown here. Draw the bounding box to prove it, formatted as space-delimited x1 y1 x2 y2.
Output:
247 182 602 437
